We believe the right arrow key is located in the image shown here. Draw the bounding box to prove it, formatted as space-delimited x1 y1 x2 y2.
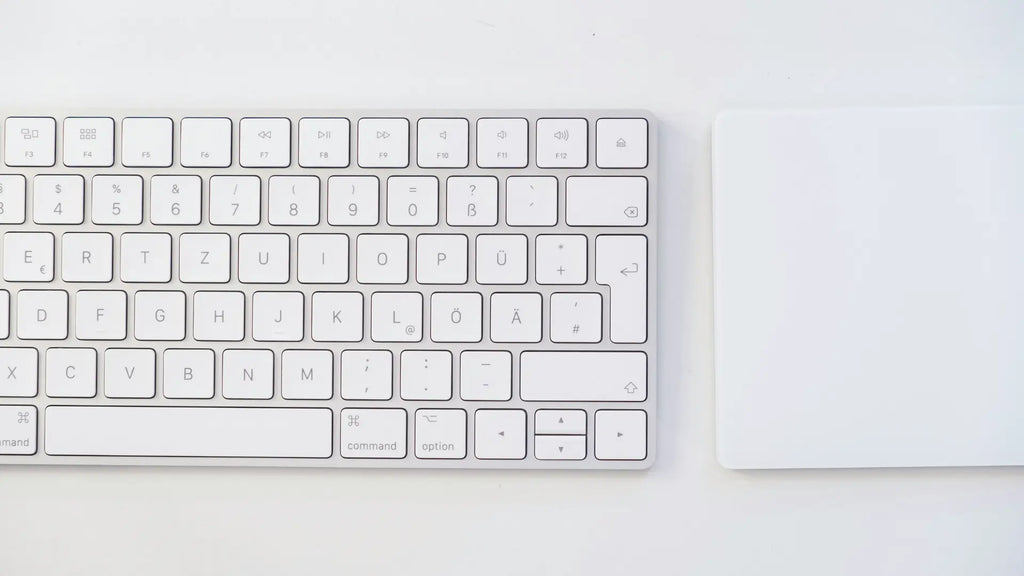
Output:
595 410 648 461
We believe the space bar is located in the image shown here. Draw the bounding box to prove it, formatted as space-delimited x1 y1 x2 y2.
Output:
45 407 334 458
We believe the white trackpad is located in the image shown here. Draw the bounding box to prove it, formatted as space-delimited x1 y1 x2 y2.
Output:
713 107 1024 469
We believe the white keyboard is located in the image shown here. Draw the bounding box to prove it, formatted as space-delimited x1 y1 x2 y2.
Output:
0 110 656 469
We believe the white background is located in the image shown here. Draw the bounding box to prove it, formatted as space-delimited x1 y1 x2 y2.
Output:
1 1 1023 574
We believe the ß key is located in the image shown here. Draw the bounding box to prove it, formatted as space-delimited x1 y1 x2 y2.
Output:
0 109 656 470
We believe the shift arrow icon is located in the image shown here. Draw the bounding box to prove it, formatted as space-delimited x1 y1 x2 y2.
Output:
624 382 638 394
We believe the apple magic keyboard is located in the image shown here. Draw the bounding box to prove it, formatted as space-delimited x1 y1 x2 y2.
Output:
0 110 656 469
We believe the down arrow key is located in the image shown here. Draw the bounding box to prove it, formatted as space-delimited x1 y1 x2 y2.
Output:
535 435 586 461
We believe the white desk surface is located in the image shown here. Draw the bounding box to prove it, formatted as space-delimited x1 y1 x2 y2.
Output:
1 1 1022 574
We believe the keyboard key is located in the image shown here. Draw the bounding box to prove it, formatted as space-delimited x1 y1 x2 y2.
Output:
370 292 422 342
339 408 407 458
92 175 144 225
340 350 392 400
252 292 304 342
209 175 261 225
63 117 114 167
356 234 408 284
535 435 586 461
596 118 648 168
281 350 333 400
3 232 54 282
61 230 112 280
180 117 232 168
134 291 186 341
0 406 36 454
535 234 587 285
459 351 512 401
520 352 647 401
505 176 557 226
4 117 55 167
416 234 468 285
475 234 527 285
357 118 409 168
179 233 231 283
415 409 467 459
489 292 541 343
33 175 84 224
120 233 171 283
163 349 215 399
121 117 173 167
387 176 438 226
240 117 290 168
151 175 202 225
536 118 587 168
430 292 482 343
417 118 469 168
0 174 26 223
192 291 245 342
297 234 349 284
0 290 7 340
17 290 68 340
310 292 363 342
299 117 350 168
595 235 648 343
400 350 452 400
104 348 156 399
222 349 274 399
566 176 647 226
476 118 527 168
535 409 587 435
238 234 290 283
75 290 127 340
45 348 97 398
45 406 332 457
269 175 320 225
446 176 497 226
595 410 647 460
549 293 602 343
474 409 526 460
0 348 38 397
327 176 379 226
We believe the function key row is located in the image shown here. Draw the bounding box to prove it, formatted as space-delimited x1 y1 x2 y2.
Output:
1 116 649 170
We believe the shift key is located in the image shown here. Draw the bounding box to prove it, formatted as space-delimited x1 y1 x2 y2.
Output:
520 352 647 401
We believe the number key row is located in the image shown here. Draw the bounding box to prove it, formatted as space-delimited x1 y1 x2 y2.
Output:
0 173 647 227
